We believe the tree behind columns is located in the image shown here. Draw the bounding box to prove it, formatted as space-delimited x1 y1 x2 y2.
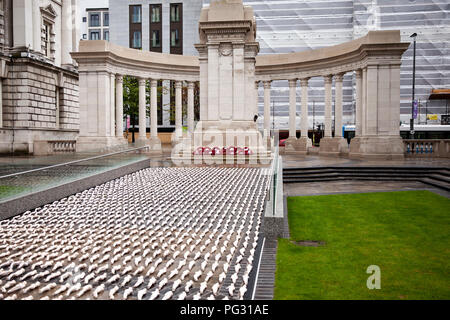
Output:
123 76 150 143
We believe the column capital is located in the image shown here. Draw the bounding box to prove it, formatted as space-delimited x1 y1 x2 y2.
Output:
263 80 272 89
324 75 333 84
355 69 362 79
150 79 158 87
116 75 124 83
334 73 345 82
300 78 310 87
288 79 297 88
174 81 183 89
138 78 147 86
187 81 195 89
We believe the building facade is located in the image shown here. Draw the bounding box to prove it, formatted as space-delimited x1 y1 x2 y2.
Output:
0 0 79 154
200 0 449 132
109 0 203 129
79 0 110 41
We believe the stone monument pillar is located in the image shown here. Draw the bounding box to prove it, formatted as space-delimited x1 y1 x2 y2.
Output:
191 0 267 157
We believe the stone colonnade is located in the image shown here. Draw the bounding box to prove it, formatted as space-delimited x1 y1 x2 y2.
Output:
255 62 404 158
78 72 198 152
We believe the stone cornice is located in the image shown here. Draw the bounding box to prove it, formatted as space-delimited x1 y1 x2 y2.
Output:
72 41 200 82
255 30 409 81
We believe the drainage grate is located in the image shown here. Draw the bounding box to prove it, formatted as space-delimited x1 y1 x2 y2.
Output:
292 240 325 247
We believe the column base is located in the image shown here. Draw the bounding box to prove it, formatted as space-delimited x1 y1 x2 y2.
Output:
146 137 162 154
285 137 311 155
349 136 404 160
319 137 349 156
76 136 128 153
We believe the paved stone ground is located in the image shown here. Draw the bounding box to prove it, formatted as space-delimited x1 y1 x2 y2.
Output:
0 167 270 300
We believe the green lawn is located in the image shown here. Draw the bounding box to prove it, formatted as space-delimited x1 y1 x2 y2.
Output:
275 190 450 300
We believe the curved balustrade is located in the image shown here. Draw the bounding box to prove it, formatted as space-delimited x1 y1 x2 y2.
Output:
404 139 450 158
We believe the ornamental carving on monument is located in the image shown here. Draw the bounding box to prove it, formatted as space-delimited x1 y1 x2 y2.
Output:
219 45 233 57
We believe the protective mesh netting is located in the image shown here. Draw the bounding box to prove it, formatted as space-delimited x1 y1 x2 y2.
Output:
203 0 450 128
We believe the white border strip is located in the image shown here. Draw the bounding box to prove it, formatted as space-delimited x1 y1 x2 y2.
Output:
252 236 266 300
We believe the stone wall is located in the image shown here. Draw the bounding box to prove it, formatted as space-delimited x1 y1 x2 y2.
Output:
0 57 79 154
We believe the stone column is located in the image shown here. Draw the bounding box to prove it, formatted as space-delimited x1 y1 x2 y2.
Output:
255 81 259 118
263 81 271 138
324 75 333 138
150 79 159 139
175 81 183 140
61 0 73 66
149 79 162 153
334 73 344 138
355 69 362 137
32 0 41 53
116 75 124 139
138 78 147 142
110 74 116 137
187 82 195 135
320 74 347 156
361 68 367 136
300 78 310 138
288 79 297 139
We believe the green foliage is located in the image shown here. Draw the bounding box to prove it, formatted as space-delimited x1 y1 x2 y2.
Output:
275 191 450 300
122 78 200 127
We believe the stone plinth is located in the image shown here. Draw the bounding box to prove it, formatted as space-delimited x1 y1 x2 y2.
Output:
319 137 348 156
349 136 404 160
285 137 311 155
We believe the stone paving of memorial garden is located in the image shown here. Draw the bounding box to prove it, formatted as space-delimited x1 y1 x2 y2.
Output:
0 167 269 300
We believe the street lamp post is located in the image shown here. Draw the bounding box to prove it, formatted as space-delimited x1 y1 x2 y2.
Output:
410 32 417 139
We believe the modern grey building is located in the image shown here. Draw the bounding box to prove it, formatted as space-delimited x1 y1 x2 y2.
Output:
79 0 110 41
200 0 449 131
108 0 203 128
105 0 448 131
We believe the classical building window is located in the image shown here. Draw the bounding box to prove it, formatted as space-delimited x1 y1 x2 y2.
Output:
89 30 101 40
89 13 100 27
131 5 142 23
170 4 180 22
104 30 110 41
152 30 160 48
40 5 57 59
151 6 161 23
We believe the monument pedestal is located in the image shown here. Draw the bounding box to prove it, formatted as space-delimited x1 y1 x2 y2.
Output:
285 137 311 155
319 137 348 156
349 136 404 160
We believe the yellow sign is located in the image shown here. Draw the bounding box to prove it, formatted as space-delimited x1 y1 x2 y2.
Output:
427 114 438 120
